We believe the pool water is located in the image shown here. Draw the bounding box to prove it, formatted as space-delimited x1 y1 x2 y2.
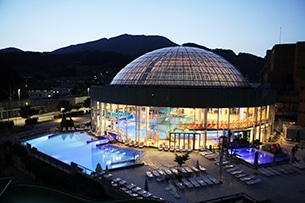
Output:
228 147 289 166
24 132 144 173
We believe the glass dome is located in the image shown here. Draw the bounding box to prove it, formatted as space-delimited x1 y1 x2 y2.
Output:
110 46 249 87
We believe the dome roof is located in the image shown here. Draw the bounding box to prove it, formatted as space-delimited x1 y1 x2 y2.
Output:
110 46 249 88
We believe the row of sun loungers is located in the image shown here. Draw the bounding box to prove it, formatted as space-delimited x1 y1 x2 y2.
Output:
145 165 219 190
158 144 193 152
173 175 220 190
225 165 262 185
124 140 144 148
258 164 300 176
200 150 219 161
91 171 113 180
61 126 76 132
292 161 305 170
93 172 168 201
120 182 154 198
146 166 206 179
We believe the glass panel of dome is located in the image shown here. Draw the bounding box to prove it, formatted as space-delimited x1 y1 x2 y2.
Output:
110 46 249 87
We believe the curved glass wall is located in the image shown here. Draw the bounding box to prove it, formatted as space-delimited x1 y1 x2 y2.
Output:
110 46 249 88
91 101 274 150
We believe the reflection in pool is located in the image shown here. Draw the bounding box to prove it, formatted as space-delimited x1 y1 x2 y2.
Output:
23 132 144 173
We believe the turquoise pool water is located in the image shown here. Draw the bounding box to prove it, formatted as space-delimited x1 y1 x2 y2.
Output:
24 132 144 173
228 147 289 166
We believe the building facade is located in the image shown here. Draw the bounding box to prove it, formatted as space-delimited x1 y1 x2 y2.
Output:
91 46 276 150
263 41 305 127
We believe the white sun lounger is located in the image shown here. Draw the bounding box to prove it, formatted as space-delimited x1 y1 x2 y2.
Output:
157 174 165 182
170 168 179 175
181 178 193 188
258 167 274 177
164 169 173 176
245 178 262 185
226 166 240 173
205 154 218 160
164 145 169 151
146 171 154 178
184 167 193 173
178 167 187 174
195 176 207 187
201 175 214 185
151 170 160 177
240 175 256 182
224 164 235 169
266 167 281 175
132 186 142 193
234 173 247 178
119 180 127 186
126 183 136 190
230 169 244 176
216 160 230 166
198 165 206 172
173 179 185 190
200 151 213 156
190 166 200 173
157 169 165 176
207 174 220 184
188 177 200 188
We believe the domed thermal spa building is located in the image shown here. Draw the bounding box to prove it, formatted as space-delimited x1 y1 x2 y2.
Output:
90 46 276 151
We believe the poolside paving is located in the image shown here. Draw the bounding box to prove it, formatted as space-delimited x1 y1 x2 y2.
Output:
2 116 305 203
111 142 305 203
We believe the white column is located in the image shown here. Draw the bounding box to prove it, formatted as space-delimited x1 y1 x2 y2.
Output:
100 102 104 136
126 105 129 139
204 108 208 147
252 107 258 142
137 106 141 141
145 106 150 142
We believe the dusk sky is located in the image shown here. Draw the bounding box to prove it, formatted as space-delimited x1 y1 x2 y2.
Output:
0 0 304 57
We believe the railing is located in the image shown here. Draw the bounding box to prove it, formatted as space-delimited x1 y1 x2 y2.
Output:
19 130 50 142
76 164 94 175
26 142 94 176
0 178 13 198
199 192 262 203
30 147 72 174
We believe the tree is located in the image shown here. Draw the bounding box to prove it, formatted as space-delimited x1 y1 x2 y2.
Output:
174 151 190 167
60 117 74 129
83 98 90 108
19 105 39 119
73 103 83 110
57 100 73 113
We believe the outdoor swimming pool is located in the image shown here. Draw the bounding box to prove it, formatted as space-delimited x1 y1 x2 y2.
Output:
228 147 289 166
23 132 144 173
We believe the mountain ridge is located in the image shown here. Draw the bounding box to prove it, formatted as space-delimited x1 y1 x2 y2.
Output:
0 34 264 83
51 34 178 57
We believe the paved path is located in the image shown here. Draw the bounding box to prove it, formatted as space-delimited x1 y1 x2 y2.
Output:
111 142 305 203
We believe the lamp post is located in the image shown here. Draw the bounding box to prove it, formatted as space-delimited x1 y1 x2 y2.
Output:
18 89 21 105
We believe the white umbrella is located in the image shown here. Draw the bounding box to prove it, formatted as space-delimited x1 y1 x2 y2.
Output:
105 165 109 174
196 160 200 169
95 163 103 173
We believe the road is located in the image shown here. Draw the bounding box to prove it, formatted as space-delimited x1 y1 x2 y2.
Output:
0 111 90 142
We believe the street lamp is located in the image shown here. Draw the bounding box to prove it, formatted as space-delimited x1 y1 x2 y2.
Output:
18 89 21 105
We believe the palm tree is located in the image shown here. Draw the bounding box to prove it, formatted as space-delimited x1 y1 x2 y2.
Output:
174 151 190 166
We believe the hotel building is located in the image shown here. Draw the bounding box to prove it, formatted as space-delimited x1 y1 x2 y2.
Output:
91 46 276 150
